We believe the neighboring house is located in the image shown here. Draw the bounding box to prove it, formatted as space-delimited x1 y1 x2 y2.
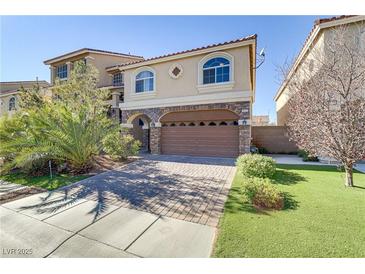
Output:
43 48 144 120
275 15 365 126
252 115 271 126
106 35 257 157
0 80 50 117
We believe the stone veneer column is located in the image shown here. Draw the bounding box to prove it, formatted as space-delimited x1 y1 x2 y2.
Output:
120 123 133 136
142 126 150 152
150 123 161 154
238 118 251 154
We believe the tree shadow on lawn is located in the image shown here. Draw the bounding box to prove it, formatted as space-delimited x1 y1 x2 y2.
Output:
282 191 299 210
271 169 307 186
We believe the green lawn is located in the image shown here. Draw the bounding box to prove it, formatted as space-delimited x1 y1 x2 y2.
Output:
213 164 365 258
0 173 89 191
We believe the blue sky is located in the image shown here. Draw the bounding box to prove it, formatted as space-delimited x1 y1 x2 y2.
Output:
0 16 325 122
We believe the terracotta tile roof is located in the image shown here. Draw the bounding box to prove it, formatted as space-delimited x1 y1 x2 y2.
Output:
0 80 49 85
0 81 50 95
0 89 20 95
106 34 257 70
44 48 143 64
314 15 357 25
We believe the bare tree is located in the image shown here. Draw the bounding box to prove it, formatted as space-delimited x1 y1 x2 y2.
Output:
282 24 365 187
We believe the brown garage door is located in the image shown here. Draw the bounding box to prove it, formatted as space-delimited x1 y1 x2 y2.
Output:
160 109 239 158
161 125 239 157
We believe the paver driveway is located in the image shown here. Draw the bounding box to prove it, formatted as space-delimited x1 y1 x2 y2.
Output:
0 155 235 258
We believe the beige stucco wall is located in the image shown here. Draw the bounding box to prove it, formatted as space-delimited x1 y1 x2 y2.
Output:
48 52 141 87
88 53 140 88
276 20 365 126
0 82 49 117
122 45 252 105
0 93 18 117
275 28 328 125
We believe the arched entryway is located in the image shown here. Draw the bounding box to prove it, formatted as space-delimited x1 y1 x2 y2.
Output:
159 109 240 157
130 114 152 152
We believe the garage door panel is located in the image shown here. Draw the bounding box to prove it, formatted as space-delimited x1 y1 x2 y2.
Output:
161 126 239 158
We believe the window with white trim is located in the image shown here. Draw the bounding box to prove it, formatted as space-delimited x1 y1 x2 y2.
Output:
9 97 16 111
56 64 68 79
135 71 154 93
203 57 230 84
113 72 123 86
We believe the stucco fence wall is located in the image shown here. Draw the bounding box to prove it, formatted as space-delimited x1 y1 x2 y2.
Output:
251 126 298 154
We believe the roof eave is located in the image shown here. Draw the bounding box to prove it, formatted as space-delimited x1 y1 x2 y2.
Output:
106 37 257 72
44 49 144 65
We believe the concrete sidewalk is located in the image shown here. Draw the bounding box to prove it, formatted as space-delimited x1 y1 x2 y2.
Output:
355 163 365 173
266 154 334 166
268 154 365 173
0 192 215 258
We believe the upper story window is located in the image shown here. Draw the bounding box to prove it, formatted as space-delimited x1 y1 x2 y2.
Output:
56 64 68 79
135 70 154 93
9 97 16 111
203 57 230 84
113 73 124 86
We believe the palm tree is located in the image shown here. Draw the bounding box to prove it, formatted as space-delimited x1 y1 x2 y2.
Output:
0 105 112 174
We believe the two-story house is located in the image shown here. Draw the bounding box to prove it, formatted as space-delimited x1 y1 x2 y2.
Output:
43 48 144 119
0 80 50 117
275 15 365 126
106 35 257 157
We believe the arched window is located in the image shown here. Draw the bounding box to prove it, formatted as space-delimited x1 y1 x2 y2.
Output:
8 97 16 111
203 57 230 84
135 70 154 93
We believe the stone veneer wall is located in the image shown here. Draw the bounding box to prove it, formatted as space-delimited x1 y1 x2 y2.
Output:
149 127 161 154
239 125 251 154
121 101 251 155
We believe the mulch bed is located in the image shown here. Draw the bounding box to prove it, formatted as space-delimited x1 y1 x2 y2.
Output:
87 155 139 175
0 186 45 205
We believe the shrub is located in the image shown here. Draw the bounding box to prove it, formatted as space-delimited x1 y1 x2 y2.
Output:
257 147 269 154
242 177 284 210
236 154 276 178
102 131 141 160
297 149 319 162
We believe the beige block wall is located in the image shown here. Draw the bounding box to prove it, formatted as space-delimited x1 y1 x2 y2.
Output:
123 46 252 102
252 126 298 153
